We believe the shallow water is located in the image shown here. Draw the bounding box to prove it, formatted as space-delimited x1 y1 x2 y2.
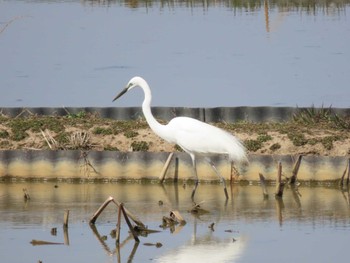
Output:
0 182 349 262
0 0 349 108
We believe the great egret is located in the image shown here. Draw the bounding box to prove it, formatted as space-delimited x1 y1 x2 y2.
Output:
113 76 247 199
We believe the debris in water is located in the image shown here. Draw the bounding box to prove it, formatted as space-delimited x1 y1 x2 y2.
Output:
188 201 209 215
170 210 186 225
208 222 215 231
30 240 64 246
290 155 303 184
51 227 57 236
63 210 69 228
275 162 285 198
23 188 30 201
259 173 269 198
143 242 163 248
340 158 350 188
158 152 174 183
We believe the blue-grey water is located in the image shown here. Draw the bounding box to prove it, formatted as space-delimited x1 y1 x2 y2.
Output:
0 0 349 108
0 182 350 263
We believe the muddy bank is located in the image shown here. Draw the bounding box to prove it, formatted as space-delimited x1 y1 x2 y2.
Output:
0 107 349 181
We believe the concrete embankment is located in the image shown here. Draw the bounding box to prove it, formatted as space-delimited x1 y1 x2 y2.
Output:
0 150 347 182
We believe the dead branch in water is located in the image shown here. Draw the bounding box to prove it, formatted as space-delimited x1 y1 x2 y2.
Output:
30 240 64 246
340 158 350 188
259 173 269 198
63 210 69 228
290 155 302 184
23 188 30 201
275 162 285 198
0 16 30 35
120 203 140 243
89 196 146 228
159 152 174 183
79 150 100 176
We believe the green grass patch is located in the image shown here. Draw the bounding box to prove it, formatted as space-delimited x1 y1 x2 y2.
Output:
0 129 9 139
244 139 263 152
131 141 149 151
92 127 113 135
124 130 139 138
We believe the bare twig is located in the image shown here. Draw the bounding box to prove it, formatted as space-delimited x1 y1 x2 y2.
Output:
159 153 174 183
116 203 122 245
89 196 146 229
120 203 140 243
14 108 35 119
169 210 186 225
340 159 349 187
63 210 69 228
0 16 30 35
347 158 350 186
230 162 240 183
89 196 114 224
111 199 145 228
290 155 302 184
30 240 64 246
259 173 269 198
275 162 285 197
23 188 30 200
79 151 99 176
40 129 60 150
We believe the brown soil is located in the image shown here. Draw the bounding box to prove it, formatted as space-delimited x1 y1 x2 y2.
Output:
0 111 349 156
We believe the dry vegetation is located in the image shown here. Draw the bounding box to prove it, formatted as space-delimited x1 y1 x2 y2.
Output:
0 108 349 156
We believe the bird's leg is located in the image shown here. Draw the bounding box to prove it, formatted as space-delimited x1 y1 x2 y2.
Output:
190 154 199 200
206 159 229 200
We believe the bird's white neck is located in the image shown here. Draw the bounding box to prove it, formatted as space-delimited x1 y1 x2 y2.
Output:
140 82 173 143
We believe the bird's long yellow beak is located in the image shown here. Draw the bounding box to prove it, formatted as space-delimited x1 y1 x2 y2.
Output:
112 87 128 102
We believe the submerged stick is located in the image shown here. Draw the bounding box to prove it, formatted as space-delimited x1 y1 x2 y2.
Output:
116 202 122 245
89 196 114 224
340 159 349 187
120 204 140 243
275 162 285 197
111 199 146 228
89 196 146 230
259 173 269 198
230 162 240 183
63 225 70 246
347 158 350 186
30 240 64 246
63 210 69 228
290 155 302 184
159 153 174 183
23 188 30 201
170 210 186 225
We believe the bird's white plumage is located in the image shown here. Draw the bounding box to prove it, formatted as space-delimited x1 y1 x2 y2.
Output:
166 116 246 163
113 76 247 198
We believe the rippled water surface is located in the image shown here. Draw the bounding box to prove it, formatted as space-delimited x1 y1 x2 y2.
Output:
0 182 349 262
0 0 349 108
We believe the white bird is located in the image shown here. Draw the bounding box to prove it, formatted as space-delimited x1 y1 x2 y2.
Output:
113 76 247 199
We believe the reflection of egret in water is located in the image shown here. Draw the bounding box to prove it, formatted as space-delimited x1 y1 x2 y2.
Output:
154 234 246 263
155 216 246 263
